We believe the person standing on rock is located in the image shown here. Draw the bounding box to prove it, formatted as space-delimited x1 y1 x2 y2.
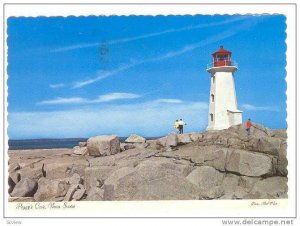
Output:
246 118 252 135
174 120 180 134
178 119 186 134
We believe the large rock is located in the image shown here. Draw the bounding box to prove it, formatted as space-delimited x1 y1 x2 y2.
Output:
87 135 120 156
84 166 115 192
11 178 37 197
8 172 21 193
226 149 274 177
8 177 15 194
120 143 135 152
270 129 287 139
104 167 136 187
86 147 157 168
177 134 192 144
246 177 288 199
44 158 89 180
221 173 240 195
9 172 21 184
63 184 85 201
137 158 193 177
251 123 272 138
277 141 288 176
143 140 159 149
200 131 221 146
233 186 249 199
103 184 115 201
78 141 87 147
165 133 178 147
131 175 199 200
103 161 199 200
219 175 257 199
8 163 20 173
73 146 88 155
244 138 260 151
238 176 261 192
72 188 86 201
88 155 117 167
156 136 167 147
10 178 37 197
64 184 79 201
186 166 224 191
157 143 204 166
34 178 69 201
125 134 146 143
86 187 104 201
189 132 203 142
228 123 270 139
227 136 260 151
203 148 229 171
227 137 244 149
257 137 281 156
19 165 44 181
200 129 234 146
199 186 224 199
65 173 82 185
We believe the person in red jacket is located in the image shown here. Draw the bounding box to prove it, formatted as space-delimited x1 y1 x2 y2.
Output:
246 118 252 135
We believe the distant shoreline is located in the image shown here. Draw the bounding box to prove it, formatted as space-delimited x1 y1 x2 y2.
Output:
8 138 88 142
8 137 161 150
8 147 73 152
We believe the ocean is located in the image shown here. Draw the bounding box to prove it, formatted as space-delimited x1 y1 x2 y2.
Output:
8 138 89 150
8 137 158 150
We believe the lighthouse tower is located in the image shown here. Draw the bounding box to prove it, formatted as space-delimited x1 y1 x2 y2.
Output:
206 46 242 130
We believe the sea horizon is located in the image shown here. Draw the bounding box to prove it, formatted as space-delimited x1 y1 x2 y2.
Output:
8 136 162 150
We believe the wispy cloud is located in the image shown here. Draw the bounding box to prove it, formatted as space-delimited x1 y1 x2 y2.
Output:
149 30 237 62
72 29 240 89
49 83 65 89
241 104 280 112
52 16 251 53
92 92 140 103
38 97 85 105
52 43 100 53
37 95 185 106
73 64 136 88
9 101 208 139
153 99 183 104
37 92 141 105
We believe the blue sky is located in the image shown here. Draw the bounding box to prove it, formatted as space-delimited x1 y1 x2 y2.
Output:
7 15 287 139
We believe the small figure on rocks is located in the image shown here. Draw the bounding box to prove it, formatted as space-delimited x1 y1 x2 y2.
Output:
174 120 180 134
246 118 252 136
178 119 186 134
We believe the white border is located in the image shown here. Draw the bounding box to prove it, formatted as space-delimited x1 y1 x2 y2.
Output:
1 1 297 220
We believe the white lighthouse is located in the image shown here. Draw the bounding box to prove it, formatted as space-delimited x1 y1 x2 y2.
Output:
206 46 242 130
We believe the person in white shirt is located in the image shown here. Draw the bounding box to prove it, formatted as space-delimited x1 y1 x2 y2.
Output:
178 119 186 134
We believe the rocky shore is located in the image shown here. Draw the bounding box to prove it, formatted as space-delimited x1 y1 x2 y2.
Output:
8 123 288 202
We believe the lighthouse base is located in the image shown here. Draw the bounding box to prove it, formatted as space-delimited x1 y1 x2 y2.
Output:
206 109 242 131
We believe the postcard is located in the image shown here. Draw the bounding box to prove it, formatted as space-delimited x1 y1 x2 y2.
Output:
1 1 297 224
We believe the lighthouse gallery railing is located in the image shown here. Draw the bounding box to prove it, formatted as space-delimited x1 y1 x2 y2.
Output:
206 60 238 69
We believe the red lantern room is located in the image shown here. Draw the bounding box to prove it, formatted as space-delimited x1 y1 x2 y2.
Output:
212 45 232 67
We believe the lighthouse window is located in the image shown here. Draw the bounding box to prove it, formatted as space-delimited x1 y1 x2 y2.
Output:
216 55 229 61
211 94 215 102
213 76 215 84
210 113 214 122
